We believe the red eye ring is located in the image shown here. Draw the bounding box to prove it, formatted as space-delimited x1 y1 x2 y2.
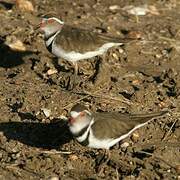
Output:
48 19 55 23
80 112 85 117
69 117 75 124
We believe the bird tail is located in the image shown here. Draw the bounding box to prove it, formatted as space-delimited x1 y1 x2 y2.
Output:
130 110 168 123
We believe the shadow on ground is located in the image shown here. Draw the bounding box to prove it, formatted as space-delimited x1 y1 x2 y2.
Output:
0 121 72 149
0 37 37 68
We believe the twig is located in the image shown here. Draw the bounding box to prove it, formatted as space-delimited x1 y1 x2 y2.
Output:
157 35 177 42
135 141 180 149
40 149 72 155
83 90 132 105
4 164 22 177
3 163 43 178
163 119 178 140
115 168 119 180
137 150 177 170
61 94 91 110
138 150 153 156
61 88 105 110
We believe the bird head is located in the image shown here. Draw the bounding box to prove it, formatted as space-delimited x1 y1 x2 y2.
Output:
36 17 64 38
69 104 93 134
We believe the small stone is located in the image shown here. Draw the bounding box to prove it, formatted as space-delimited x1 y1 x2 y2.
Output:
120 142 130 148
132 79 140 86
16 0 34 12
127 31 143 39
41 108 51 117
131 132 140 142
175 165 180 174
36 111 40 116
0 152 3 159
0 132 4 136
123 5 159 16
49 176 59 180
47 69 58 75
118 48 124 54
69 154 78 161
123 5 149 16
66 161 74 170
158 101 166 108
148 5 160 15
109 5 120 11
155 54 162 59
107 26 111 31
5 36 26 52
59 115 68 121
112 53 119 60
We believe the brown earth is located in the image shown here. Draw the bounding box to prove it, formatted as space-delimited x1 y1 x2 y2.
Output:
0 0 180 179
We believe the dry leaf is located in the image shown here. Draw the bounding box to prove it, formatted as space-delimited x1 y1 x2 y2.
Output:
16 0 34 12
5 36 26 52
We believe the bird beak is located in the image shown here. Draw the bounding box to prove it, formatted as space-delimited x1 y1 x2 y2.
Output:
68 117 75 124
34 23 41 30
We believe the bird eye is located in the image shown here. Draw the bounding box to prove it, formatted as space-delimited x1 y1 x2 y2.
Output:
80 112 85 117
48 19 54 23
69 117 75 124
39 18 47 27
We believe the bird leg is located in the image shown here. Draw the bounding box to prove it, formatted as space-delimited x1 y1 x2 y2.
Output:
68 61 79 89
72 61 79 76
97 149 111 176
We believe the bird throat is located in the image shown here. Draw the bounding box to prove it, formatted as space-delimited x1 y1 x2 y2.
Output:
45 30 60 52
73 124 89 137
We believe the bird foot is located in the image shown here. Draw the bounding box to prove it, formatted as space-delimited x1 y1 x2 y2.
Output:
96 150 111 176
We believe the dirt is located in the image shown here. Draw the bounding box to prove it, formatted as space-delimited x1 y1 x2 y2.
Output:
0 0 180 179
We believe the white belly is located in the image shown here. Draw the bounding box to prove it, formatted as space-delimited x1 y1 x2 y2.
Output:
52 42 122 62
87 122 149 149
88 129 121 149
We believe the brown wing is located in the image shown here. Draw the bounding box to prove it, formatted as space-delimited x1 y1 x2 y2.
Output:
55 25 131 53
91 111 167 139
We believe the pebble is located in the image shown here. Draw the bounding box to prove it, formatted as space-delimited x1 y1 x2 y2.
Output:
131 132 140 142
120 142 130 148
175 165 180 174
59 115 68 121
118 48 124 54
126 31 143 39
109 5 120 11
123 5 149 16
41 108 51 117
16 0 34 12
49 176 59 180
69 154 78 161
112 53 119 60
47 69 58 75
132 79 140 86
123 5 159 16
5 36 26 52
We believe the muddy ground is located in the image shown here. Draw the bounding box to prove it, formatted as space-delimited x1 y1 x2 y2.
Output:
0 0 180 179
